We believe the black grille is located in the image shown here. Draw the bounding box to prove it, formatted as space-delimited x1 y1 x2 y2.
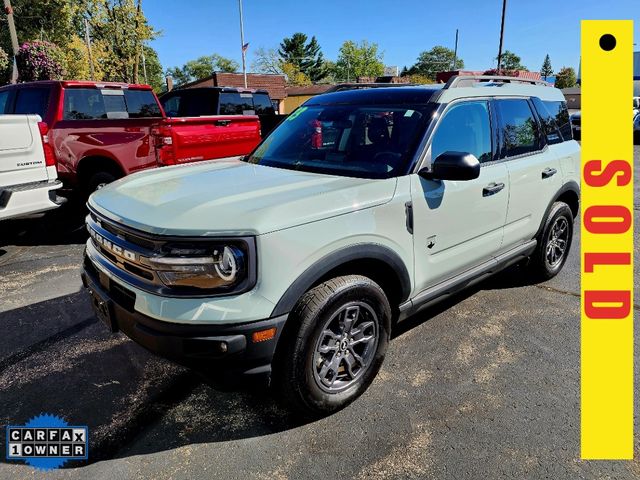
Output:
90 212 157 251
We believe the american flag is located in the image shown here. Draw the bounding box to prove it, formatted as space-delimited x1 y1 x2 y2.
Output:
242 42 250 52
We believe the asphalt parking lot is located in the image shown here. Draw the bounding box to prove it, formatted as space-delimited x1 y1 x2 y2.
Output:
0 147 639 480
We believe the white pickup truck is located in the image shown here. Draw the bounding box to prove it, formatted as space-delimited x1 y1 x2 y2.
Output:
0 115 64 221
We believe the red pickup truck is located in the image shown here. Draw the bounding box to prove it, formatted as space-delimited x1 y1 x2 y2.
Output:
0 81 261 194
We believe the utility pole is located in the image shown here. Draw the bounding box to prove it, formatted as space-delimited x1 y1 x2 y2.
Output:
141 47 147 84
452 29 459 71
496 0 507 74
3 0 19 83
238 0 247 88
83 17 96 81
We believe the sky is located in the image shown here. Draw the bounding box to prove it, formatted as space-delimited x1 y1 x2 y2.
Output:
144 0 640 75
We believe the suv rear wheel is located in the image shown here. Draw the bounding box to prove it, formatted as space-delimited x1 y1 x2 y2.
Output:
273 275 391 417
528 201 574 280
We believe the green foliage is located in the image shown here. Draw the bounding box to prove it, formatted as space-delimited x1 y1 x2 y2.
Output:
404 74 434 85
278 33 325 82
409 46 463 78
554 67 577 89
142 46 165 92
167 54 239 86
540 54 553 80
0 47 9 84
497 50 526 71
82 0 158 84
0 0 78 55
334 40 384 81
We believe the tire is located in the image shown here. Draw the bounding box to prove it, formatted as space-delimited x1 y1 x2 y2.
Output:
85 171 119 196
272 275 391 417
527 201 574 280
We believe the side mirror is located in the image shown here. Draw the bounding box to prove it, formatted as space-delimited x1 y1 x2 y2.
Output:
418 151 480 181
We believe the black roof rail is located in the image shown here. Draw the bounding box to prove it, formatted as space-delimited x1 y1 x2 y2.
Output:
444 75 550 89
325 83 419 93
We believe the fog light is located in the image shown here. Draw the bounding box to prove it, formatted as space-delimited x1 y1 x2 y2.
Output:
252 327 277 343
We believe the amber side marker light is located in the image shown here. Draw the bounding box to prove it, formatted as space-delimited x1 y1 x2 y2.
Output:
252 327 277 343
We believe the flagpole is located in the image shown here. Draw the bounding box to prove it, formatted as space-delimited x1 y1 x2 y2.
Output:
238 0 247 88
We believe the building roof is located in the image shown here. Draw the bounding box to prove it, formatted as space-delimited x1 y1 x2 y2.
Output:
181 72 287 100
286 84 333 96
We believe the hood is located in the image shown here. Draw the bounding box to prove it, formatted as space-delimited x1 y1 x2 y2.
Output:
89 158 397 236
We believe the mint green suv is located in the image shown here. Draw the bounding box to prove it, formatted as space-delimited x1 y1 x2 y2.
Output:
82 77 580 416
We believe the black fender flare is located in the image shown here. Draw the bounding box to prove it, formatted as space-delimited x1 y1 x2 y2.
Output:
270 243 412 317
534 180 580 240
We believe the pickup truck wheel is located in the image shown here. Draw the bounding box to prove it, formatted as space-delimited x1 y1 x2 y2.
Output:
528 202 573 280
273 275 391 417
86 171 119 195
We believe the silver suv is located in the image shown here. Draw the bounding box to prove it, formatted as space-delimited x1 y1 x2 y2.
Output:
82 76 580 416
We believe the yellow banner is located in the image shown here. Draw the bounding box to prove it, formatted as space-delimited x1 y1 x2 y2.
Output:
581 20 634 459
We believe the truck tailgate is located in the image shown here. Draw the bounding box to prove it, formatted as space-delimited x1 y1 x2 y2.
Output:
154 115 261 166
0 115 48 187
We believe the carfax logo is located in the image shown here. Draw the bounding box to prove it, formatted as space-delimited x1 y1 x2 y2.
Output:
6 413 88 471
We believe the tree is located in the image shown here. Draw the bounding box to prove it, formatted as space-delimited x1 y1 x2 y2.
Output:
281 62 311 86
497 50 526 71
167 54 239 86
15 41 65 81
0 47 9 84
334 40 384 81
251 47 282 75
405 74 435 85
82 0 158 84
554 67 577 89
0 0 78 56
540 54 553 80
278 33 325 82
409 46 464 79
141 46 165 92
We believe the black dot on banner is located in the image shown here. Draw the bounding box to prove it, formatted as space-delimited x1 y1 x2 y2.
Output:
599 34 616 51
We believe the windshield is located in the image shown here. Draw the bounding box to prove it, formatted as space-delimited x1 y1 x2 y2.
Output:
247 103 435 179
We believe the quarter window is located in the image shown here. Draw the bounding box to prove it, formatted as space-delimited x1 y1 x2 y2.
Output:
496 99 542 158
431 101 492 163
542 100 572 141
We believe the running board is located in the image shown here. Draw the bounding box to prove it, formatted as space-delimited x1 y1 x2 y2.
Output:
397 240 537 321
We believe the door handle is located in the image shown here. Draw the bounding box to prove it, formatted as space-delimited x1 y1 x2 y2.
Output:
542 167 557 179
482 182 505 197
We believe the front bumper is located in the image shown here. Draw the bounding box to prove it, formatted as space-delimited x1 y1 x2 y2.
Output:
81 260 287 380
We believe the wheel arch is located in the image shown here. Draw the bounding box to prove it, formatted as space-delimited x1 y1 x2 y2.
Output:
270 244 412 318
534 180 580 240
76 155 126 187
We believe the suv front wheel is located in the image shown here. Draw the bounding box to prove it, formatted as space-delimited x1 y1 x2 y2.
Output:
273 275 391 417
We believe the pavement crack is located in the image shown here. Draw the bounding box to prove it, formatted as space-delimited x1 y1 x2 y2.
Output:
0 316 97 373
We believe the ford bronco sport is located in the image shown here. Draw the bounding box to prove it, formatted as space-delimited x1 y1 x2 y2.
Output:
81 76 580 416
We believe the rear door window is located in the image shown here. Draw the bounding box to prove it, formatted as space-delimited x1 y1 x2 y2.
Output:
14 88 50 118
495 99 542 158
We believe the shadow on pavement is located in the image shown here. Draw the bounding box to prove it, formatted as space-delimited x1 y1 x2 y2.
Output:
0 258 545 468
0 198 89 248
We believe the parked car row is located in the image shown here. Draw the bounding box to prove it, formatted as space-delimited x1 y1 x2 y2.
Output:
0 81 264 201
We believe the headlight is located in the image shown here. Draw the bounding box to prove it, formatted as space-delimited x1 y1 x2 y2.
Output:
146 244 247 290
